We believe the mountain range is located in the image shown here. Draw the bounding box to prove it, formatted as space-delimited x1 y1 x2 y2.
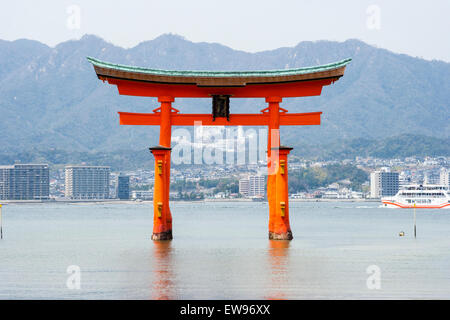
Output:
0 34 449 158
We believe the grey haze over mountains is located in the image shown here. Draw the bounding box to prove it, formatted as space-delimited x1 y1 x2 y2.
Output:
0 34 449 154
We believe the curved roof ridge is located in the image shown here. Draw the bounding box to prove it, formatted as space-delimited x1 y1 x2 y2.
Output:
86 56 351 78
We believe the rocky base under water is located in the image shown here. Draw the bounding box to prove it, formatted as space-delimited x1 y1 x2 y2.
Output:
269 230 293 240
152 230 173 241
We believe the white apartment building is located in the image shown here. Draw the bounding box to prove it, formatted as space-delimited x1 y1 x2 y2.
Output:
0 164 49 200
440 168 450 188
239 178 249 196
65 166 110 199
239 175 265 197
370 170 399 198
131 190 153 200
249 175 265 197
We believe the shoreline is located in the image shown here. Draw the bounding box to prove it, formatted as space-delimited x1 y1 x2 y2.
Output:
0 198 381 205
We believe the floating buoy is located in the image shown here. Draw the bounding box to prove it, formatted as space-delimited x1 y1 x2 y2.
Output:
399 231 405 237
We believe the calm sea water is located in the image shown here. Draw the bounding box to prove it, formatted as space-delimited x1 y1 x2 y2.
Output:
0 201 449 299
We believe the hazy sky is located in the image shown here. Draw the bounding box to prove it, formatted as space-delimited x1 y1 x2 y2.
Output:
1 0 449 62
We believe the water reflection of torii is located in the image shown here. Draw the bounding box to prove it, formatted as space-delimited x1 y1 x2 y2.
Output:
151 241 175 300
266 240 291 300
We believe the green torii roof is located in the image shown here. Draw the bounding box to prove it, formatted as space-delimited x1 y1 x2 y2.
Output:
87 56 351 78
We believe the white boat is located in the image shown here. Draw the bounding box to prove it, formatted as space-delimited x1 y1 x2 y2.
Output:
382 184 450 209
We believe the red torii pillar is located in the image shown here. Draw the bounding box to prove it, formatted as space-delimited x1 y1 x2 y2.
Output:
266 97 293 240
149 145 172 240
151 96 174 240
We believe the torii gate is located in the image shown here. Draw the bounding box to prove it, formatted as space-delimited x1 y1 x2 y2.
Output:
88 57 351 241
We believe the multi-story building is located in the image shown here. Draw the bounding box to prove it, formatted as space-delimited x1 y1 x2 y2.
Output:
0 164 49 200
65 166 110 199
131 190 153 200
239 175 265 197
249 175 265 197
424 171 441 185
117 175 130 200
0 166 12 200
239 178 249 196
370 170 399 198
440 168 450 188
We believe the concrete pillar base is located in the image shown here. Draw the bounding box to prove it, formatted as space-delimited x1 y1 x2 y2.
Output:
269 231 293 241
152 230 173 241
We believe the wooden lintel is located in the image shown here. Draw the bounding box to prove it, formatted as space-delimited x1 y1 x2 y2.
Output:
118 111 321 126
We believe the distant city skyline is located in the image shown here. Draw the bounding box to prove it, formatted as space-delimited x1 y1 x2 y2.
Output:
1 0 449 62
1 156 448 201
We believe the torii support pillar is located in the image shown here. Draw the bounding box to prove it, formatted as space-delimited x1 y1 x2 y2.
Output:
268 146 293 240
150 146 172 241
157 96 175 237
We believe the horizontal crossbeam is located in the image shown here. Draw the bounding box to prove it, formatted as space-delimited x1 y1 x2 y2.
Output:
118 111 321 126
